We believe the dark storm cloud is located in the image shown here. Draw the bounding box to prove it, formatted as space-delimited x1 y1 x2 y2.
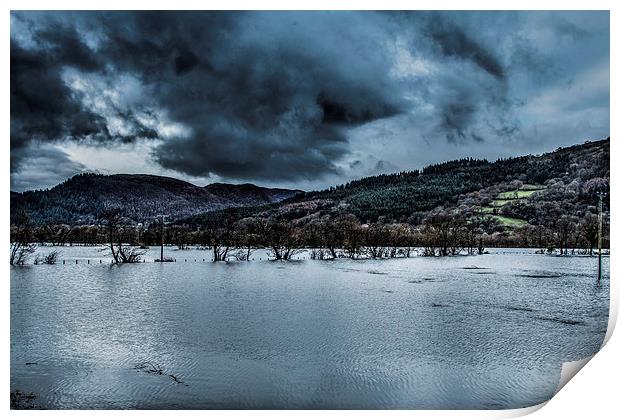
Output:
10 11 610 188
384 11 517 144
11 11 408 181
10 37 107 170
423 14 505 79
10 14 161 171
418 13 521 143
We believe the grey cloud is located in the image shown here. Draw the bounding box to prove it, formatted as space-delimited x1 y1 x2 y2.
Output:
9 16 161 172
422 13 505 79
10 37 108 170
10 11 609 190
10 145 86 191
11 11 408 182
105 11 406 181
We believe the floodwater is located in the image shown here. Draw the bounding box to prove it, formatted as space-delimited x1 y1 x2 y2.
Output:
10 247 609 409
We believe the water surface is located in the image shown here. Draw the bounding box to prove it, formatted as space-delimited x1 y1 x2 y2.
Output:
10 247 609 409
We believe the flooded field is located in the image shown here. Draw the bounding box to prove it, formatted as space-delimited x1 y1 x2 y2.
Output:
10 247 609 409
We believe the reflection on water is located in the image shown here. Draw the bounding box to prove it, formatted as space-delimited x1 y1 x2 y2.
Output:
10 247 609 409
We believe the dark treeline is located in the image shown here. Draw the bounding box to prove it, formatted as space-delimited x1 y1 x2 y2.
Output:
11 204 609 265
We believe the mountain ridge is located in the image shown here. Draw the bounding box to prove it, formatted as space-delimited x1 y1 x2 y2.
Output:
11 173 302 225
11 138 610 228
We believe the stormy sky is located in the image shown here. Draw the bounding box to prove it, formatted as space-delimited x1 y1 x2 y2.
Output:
10 11 609 192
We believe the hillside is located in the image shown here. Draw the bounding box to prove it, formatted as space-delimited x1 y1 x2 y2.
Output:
10 138 610 233
10 174 301 225
185 138 610 232
287 138 609 222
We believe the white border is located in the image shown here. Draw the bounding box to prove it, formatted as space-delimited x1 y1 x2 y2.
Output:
2 2 616 419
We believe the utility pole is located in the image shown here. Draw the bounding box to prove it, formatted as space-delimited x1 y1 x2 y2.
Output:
160 215 165 262
597 193 604 287
137 223 142 246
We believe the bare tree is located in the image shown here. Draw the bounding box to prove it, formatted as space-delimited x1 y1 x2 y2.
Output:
233 218 264 261
170 226 191 250
36 224 74 246
579 213 599 255
34 250 60 265
320 219 343 259
99 208 145 263
10 210 37 265
465 217 484 255
335 214 364 259
202 210 241 262
555 215 577 255
364 224 390 258
391 223 415 258
421 210 465 256
263 220 302 260
43 250 60 264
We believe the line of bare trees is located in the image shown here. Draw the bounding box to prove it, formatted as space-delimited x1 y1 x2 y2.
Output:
11 207 609 265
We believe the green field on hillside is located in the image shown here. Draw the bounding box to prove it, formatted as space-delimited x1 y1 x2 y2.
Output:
497 189 543 199
492 199 512 206
521 184 546 190
478 184 545 227
488 214 528 227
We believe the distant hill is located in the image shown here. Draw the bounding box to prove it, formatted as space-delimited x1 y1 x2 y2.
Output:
10 174 301 225
185 138 610 229
11 138 610 230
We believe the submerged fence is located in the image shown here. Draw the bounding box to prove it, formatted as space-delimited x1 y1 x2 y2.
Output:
25 256 311 265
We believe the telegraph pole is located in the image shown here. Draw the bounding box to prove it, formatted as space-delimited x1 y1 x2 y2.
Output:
597 193 604 287
160 215 165 262
137 223 142 246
